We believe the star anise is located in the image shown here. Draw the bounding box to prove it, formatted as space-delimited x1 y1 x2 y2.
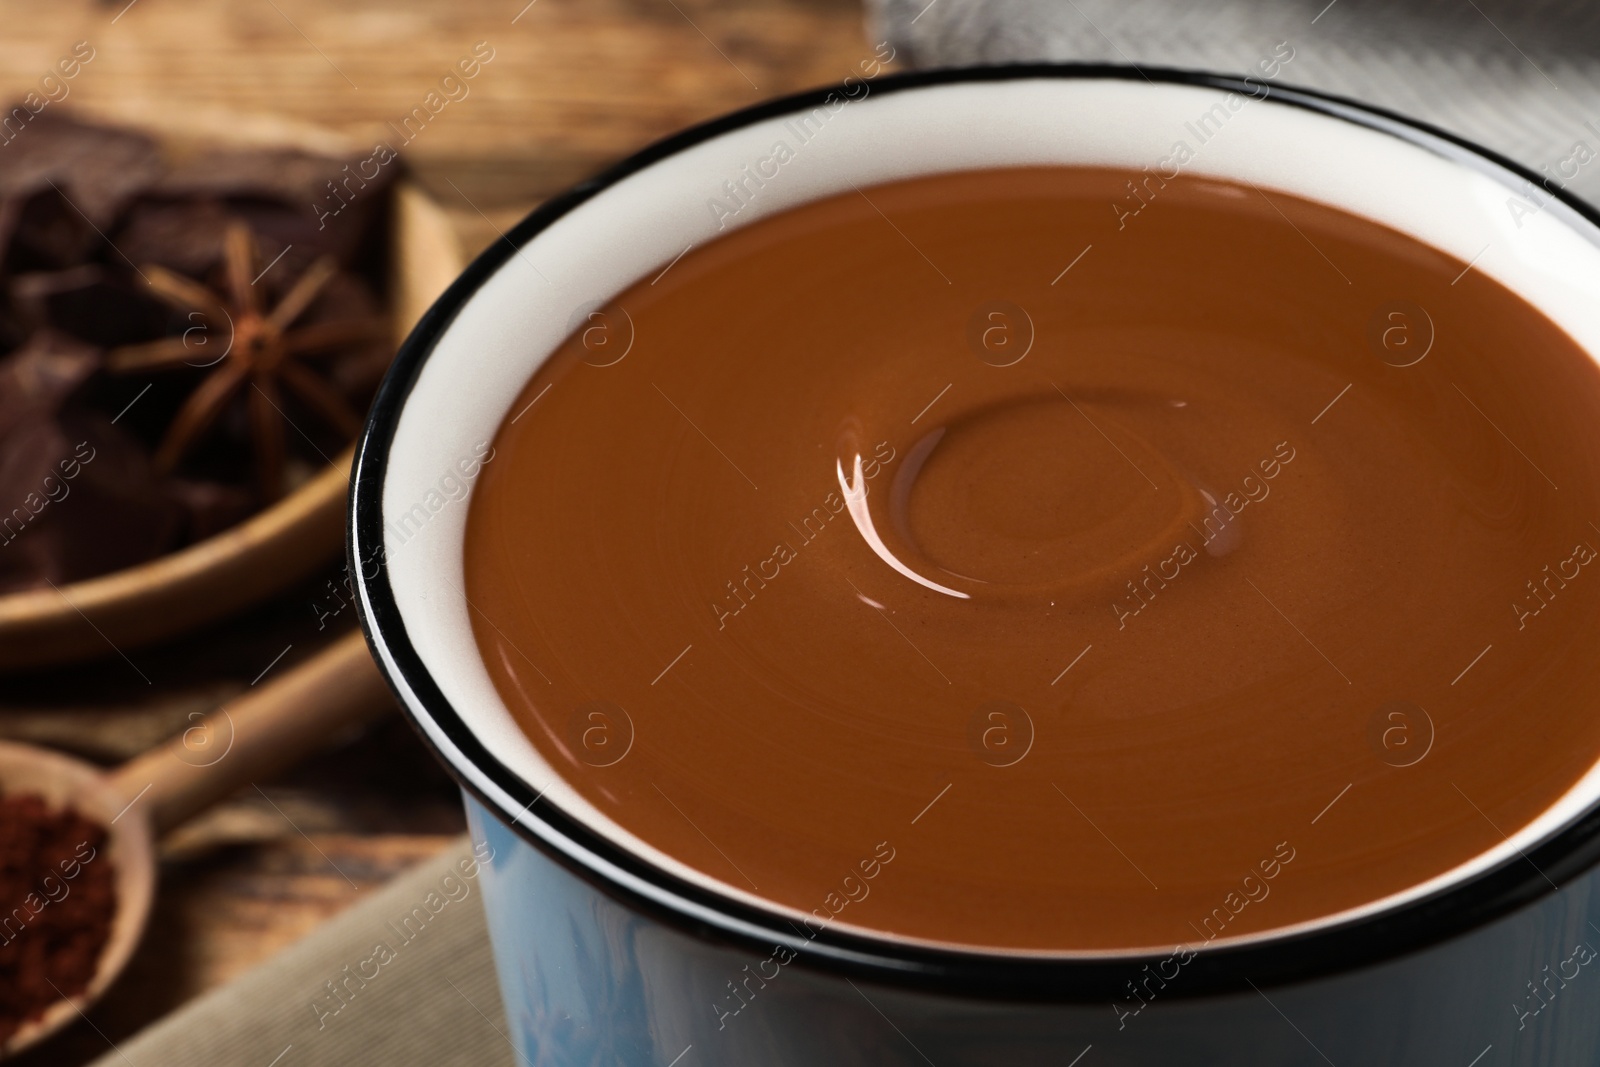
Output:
106 221 388 500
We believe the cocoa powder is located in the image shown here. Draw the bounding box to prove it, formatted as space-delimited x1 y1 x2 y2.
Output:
0 792 114 1044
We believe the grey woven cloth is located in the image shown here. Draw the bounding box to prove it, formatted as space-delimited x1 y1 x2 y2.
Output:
868 0 1600 203
87 838 512 1067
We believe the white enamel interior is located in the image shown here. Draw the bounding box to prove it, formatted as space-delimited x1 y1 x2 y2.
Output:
370 77 1600 957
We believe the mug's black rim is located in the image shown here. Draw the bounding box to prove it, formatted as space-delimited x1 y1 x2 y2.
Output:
350 62 1600 1002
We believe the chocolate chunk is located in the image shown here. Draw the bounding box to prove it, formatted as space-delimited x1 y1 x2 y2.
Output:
0 108 163 228
0 195 22 259
156 145 381 208
3 187 99 272
0 111 395 589
109 198 239 278
0 410 181 592
10 266 168 347
301 271 390 398
165 477 254 542
0 328 99 430
151 144 396 264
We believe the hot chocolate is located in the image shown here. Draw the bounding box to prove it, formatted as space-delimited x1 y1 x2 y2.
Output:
462 165 1600 953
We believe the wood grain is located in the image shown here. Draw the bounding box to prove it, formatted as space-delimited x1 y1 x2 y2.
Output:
0 1 873 1062
0 0 877 207
107 630 394 836
0 566 465 1066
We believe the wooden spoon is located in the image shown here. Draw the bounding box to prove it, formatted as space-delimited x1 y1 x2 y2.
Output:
0 630 392 1059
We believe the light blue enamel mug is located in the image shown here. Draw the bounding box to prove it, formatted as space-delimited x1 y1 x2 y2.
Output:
353 66 1600 1066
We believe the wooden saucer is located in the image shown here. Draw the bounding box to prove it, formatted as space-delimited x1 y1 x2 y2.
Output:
0 128 463 672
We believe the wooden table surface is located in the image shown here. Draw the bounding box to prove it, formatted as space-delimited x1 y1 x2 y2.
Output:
3 0 878 251
0 1 877 1061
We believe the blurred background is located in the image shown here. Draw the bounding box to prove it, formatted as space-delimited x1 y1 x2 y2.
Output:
0 2 872 1062
3 0 872 247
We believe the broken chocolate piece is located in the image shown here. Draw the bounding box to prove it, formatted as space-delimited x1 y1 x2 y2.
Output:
0 110 163 228
0 328 98 430
0 108 396 592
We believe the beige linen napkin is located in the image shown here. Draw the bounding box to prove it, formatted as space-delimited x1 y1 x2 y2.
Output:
88 837 512 1067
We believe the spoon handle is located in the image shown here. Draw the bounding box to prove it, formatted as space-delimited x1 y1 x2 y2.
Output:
105 629 392 835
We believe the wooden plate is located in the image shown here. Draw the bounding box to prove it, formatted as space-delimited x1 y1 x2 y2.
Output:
0 119 464 672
